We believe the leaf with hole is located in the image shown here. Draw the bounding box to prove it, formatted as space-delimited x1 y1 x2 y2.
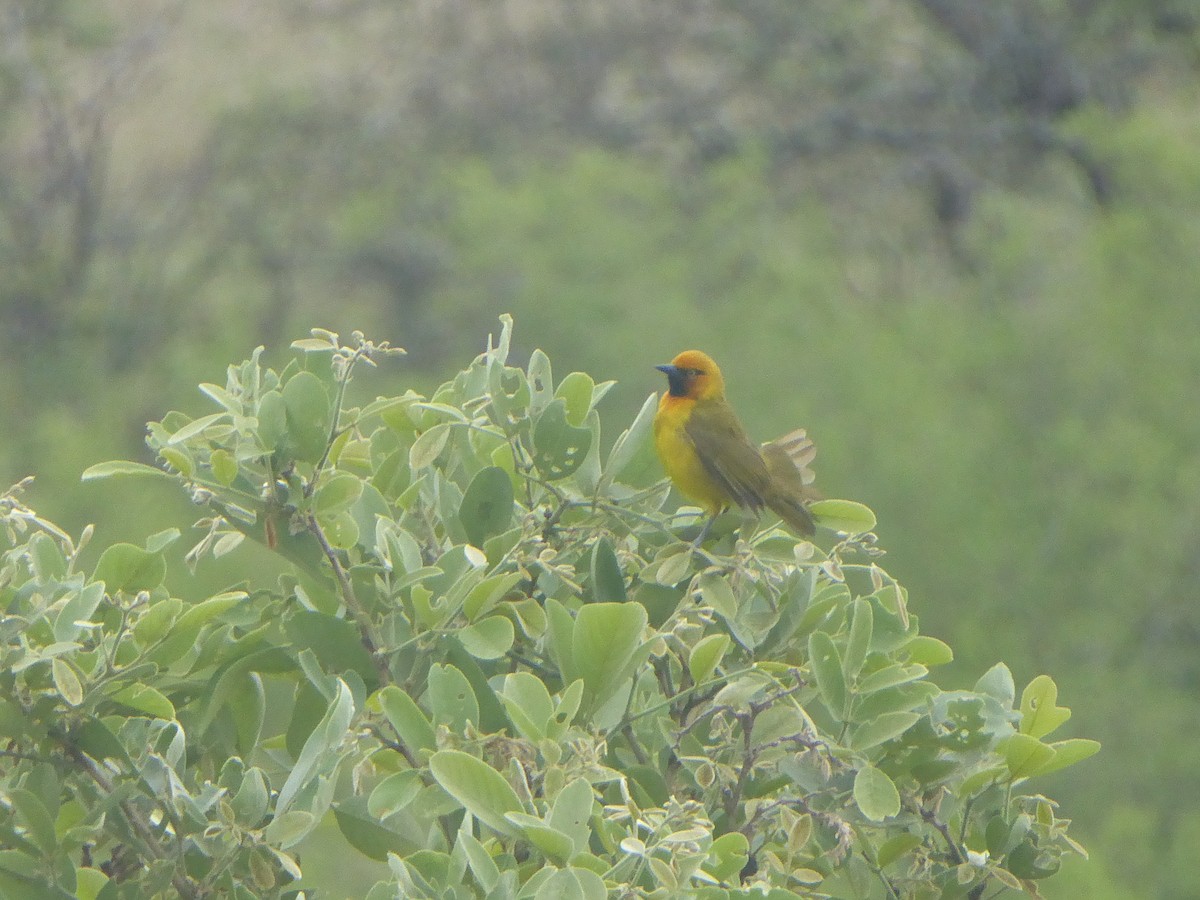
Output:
428 663 480 733
532 399 592 480
1019 675 1071 739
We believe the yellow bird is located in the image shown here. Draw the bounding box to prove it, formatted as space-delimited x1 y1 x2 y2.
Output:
654 350 816 537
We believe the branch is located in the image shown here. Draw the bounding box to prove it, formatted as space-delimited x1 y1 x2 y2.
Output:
305 513 391 686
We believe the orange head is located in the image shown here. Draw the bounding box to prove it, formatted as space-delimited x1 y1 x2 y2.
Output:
655 350 726 401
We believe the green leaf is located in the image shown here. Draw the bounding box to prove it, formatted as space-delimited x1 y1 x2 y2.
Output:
601 393 659 490
409 423 451 471
808 499 876 533
230 767 270 826
544 598 576 683
9 788 56 855
334 798 409 861
428 663 480 732
133 597 182 647
876 833 922 868
986 812 1032 858
75 867 109 900
548 777 595 856
263 810 316 849
257 389 288 452
652 549 693 586
463 571 522 622
199 381 243 414
906 635 953 667
459 466 515 548
1031 738 1101 776
81 460 174 482
429 750 523 837
857 663 928 695
71 717 126 761
572 602 649 710
588 537 626 603
853 682 938 721
53 581 105 643
506 812 575 863
52 658 83 707
850 711 920 751
108 684 175 719
28 532 66 582
998 733 1057 780
144 528 181 553
975 663 1015 707
853 764 900 821
443 639 512 733
527 348 555 413
285 610 379 689
706 831 750 882
368 770 423 819
166 412 227 445
457 827 501 892
1019 675 1072 739
485 363 531 431
809 631 847 719
282 370 332 463
688 634 731 685
313 472 364 517
555 371 595 426
376 685 436 754
696 572 738 622
532 399 592 480
843 598 873 679
275 678 354 816
93 543 166 593
225 678 264 752
459 616 516 660
533 866 607 900
500 672 554 741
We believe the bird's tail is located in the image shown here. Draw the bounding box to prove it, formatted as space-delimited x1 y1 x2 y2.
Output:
761 428 819 535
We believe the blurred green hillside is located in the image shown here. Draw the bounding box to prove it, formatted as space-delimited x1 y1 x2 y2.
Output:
3 1 1198 896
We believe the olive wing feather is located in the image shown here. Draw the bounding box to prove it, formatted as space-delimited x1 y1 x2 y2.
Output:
683 399 772 512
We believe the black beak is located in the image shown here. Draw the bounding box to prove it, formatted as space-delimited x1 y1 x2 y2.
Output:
655 364 687 397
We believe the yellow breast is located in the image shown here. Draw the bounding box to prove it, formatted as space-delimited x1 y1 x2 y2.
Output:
653 395 729 513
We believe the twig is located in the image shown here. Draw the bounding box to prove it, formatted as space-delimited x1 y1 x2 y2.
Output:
305 513 391 686
58 734 203 899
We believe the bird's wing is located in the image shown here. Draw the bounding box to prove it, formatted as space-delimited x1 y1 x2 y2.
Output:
684 399 772 512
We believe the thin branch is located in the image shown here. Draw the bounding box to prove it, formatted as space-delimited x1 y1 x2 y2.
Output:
305 513 391 686
57 733 202 900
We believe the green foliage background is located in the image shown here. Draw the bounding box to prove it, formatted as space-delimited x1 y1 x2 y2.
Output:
2 1 1199 896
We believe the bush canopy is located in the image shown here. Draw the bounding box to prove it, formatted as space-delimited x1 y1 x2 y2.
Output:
0 316 1096 899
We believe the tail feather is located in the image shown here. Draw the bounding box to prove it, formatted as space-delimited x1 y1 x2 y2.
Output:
764 429 817 485
766 493 816 535
761 428 819 535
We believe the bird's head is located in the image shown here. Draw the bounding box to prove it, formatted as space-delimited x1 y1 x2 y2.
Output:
655 350 725 401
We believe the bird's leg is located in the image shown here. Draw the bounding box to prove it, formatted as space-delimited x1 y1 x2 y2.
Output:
691 513 717 549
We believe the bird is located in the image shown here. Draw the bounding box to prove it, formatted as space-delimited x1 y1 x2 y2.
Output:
653 350 817 539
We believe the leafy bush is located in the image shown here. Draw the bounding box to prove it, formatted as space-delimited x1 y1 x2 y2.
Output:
0 316 1096 899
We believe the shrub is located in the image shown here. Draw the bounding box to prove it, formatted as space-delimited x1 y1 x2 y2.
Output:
0 316 1096 898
